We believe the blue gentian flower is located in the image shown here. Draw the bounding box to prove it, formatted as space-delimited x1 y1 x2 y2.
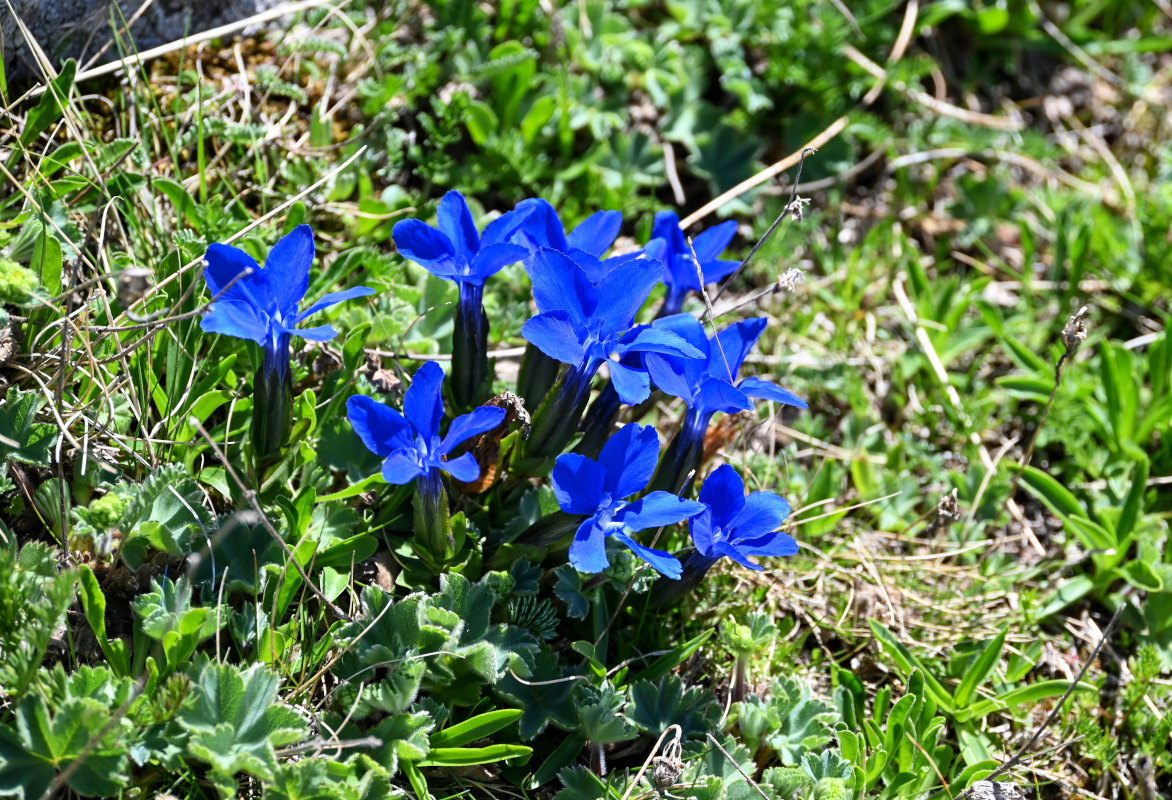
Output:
650 464 797 606
522 249 701 405
391 191 531 408
644 315 806 494
644 211 740 316
201 224 374 379
518 248 702 461
689 464 797 570
348 361 507 570
346 361 506 486
552 424 705 578
511 198 629 282
201 224 373 470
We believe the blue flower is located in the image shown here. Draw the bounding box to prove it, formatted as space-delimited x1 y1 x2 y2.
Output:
552 424 705 578
521 248 702 405
644 315 806 494
689 464 797 570
392 192 532 408
511 198 629 282
346 361 506 485
645 315 807 418
201 224 374 378
391 191 531 288
644 211 740 315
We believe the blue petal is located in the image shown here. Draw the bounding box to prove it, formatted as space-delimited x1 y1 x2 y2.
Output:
598 424 660 499
707 318 766 383
528 248 595 324
615 491 706 532
511 198 569 253
649 211 686 262
393 218 456 269
736 530 799 558
738 377 808 409
695 377 753 417
346 394 415 457
267 224 315 319
645 353 696 404
688 509 717 558
522 311 587 367
296 286 375 323
618 326 704 359
200 299 269 344
569 517 610 574
592 257 662 331
611 530 682 579
440 406 507 454
440 451 481 483
203 243 270 312
697 464 745 530
711 540 765 571
702 258 740 284
728 491 791 541
691 220 737 264
295 323 337 342
607 360 651 405
436 191 480 260
382 451 425 485
470 242 528 281
580 250 644 284
481 203 536 247
567 210 622 257
551 453 607 515
404 361 445 442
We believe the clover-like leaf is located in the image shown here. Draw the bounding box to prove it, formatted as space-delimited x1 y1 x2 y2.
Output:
178 662 306 788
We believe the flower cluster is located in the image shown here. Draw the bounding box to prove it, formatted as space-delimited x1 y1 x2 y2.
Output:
199 196 806 586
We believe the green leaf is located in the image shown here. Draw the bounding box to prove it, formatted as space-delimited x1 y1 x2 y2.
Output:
178 662 306 784
1121 559 1164 592
364 712 433 775
1115 453 1149 542
429 709 523 748
953 628 1007 712
637 628 713 683
576 682 635 745
417 743 532 767
77 567 131 676
30 230 62 298
19 60 76 147
963 679 1097 720
0 692 130 798
869 621 956 714
1019 466 1084 519
0 387 58 474
497 647 577 740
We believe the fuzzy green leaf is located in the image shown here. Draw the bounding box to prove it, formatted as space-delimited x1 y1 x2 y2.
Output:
178 662 306 786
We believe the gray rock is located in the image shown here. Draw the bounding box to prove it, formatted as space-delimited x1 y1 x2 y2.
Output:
2 0 283 86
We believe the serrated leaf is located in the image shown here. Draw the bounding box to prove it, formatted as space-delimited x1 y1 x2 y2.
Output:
497 647 577 740
364 712 433 776
628 675 716 740
0 387 58 474
178 662 306 784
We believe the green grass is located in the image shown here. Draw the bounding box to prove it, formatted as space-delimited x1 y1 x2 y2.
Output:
0 1 1169 799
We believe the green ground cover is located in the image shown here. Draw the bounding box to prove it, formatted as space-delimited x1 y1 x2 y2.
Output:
0 1 1169 798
